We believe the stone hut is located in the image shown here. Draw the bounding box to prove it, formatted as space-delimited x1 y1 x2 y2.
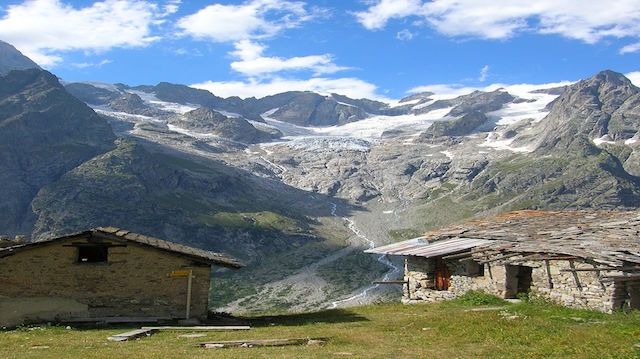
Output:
0 227 243 327
366 210 640 313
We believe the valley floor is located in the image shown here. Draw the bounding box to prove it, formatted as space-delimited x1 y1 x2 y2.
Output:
1 297 639 358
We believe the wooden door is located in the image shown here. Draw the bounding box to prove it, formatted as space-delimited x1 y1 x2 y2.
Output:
434 259 451 290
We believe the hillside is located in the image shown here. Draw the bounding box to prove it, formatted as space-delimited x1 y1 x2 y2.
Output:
0 68 115 236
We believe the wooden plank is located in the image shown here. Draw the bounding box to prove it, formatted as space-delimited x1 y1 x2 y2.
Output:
64 316 171 324
372 280 407 284
478 253 521 264
107 328 158 342
603 275 640 282
560 267 640 272
199 337 326 348
441 251 473 260
525 256 579 261
141 326 250 331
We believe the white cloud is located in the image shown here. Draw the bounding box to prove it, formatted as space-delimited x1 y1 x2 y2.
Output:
478 65 490 82
621 42 640 54
179 2 351 82
176 0 314 43
70 59 113 69
229 40 349 77
355 0 422 30
191 77 391 101
409 80 574 100
396 29 414 41
0 0 172 67
355 0 640 51
626 71 640 87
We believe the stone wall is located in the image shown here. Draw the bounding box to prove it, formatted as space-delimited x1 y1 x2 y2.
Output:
403 256 500 303
521 259 616 312
0 237 212 326
403 255 621 313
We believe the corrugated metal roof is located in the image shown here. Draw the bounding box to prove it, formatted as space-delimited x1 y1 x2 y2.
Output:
365 237 492 258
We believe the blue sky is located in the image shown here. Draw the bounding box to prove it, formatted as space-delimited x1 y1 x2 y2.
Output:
1 0 639 100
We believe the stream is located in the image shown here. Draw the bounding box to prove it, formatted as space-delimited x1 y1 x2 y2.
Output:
328 203 401 309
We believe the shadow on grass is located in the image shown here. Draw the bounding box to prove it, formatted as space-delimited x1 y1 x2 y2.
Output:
247 308 369 327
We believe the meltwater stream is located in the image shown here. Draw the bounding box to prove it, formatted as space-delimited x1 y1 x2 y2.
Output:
328 203 401 309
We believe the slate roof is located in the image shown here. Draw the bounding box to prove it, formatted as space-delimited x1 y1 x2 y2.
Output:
365 237 492 258
0 226 244 269
368 210 640 267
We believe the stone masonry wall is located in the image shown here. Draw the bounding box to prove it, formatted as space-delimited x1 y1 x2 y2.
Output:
403 256 618 313
0 238 212 324
403 256 501 302
523 259 616 312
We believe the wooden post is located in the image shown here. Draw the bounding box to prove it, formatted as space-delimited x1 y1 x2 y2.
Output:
186 270 193 319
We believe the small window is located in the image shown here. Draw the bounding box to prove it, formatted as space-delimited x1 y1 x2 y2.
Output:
77 246 108 263
466 261 485 277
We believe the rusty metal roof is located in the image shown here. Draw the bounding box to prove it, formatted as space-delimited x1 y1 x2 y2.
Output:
365 237 492 258
0 226 244 269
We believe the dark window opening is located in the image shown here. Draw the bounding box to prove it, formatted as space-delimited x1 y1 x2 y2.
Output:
505 265 533 298
77 246 108 263
622 283 640 311
466 261 485 277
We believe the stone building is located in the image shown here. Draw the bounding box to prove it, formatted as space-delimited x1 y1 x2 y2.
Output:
0 227 243 327
366 210 640 313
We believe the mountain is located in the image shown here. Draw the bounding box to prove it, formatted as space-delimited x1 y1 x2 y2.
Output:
64 82 122 105
30 138 334 261
0 41 39 76
255 91 369 126
0 69 116 236
3 40 640 313
84 82 393 126
518 70 640 153
168 107 280 143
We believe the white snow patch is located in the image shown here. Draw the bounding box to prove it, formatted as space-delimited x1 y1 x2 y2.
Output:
260 106 453 139
411 99 436 111
167 124 215 139
93 108 158 122
389 98 421 108
213 109 243 118
287 137 372 152
128 90 198 114
593 135 615 146
625 137 639 145
440 150 454 159
82 81 120 92
487 93 555 125
479 136 533 153
309 107 454 139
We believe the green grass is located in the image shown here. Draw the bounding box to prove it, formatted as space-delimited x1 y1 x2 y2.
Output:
198 211 302 233
452 290 508 306
210 240 346 308
1 301 639 358
387 228 423 241
315 251 389 297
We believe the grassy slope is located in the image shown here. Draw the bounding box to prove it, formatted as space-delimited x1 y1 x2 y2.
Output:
1 299 639 358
